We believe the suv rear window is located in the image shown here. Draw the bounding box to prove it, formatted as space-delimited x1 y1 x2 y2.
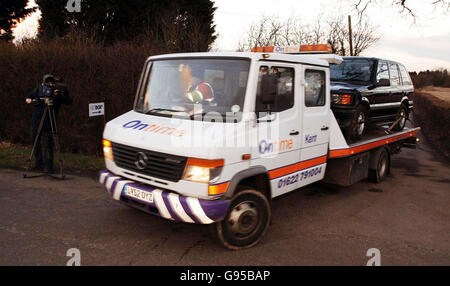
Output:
389 63 401 86
399 65 412 86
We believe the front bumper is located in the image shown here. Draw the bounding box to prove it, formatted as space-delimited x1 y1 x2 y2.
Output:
99 170 230 224
331 106 356 128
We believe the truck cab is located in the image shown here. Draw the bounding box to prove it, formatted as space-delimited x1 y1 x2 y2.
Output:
100 45 420 250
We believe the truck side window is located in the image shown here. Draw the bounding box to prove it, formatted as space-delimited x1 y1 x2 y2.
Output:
389 63 401 86
256 66 294 113
305 70 325 107
399 65 412 86
376 61 389 82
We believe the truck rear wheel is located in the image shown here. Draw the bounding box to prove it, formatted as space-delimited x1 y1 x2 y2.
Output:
368 148 389 183
212 188 271 250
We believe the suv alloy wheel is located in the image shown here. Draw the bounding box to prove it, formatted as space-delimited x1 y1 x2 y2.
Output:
345 104 368 141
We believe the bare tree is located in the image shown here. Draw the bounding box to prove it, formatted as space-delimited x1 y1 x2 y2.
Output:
352 19 380 55
354 0 449 19
237 14 380 56
325 15 348 55
311 15 326 44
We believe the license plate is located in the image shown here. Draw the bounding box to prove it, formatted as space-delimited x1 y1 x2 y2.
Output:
124 186 154 203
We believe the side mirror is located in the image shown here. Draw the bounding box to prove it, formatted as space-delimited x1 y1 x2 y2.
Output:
377 78 390 87
260 74 277 105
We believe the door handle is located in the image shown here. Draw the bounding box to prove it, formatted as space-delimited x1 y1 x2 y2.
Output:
290 130 299 135
321 126 329 131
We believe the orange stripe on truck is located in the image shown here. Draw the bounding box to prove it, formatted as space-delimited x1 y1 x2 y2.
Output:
329 129 420 158
268 155 328 180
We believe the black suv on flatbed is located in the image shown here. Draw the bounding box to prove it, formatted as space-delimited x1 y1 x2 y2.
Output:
330 57 414 140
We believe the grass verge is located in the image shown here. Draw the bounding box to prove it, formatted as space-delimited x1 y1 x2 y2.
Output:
412 90 450 161
0 141 105 176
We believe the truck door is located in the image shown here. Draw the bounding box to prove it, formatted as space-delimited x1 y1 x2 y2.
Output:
250 63 302 198
299 66 330 187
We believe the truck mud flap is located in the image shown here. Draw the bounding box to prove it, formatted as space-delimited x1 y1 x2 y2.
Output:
323 152 370 186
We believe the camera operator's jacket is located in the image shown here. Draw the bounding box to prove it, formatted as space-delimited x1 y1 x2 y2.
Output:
26 85 73 129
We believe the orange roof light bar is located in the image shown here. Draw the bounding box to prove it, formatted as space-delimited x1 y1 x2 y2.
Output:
251 46 274 52
251 44 332 54
299 44 333 53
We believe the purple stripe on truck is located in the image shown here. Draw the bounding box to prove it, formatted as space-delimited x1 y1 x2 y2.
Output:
161 191 180 221
99 170 230 224
199 199 230 221
179 195 201 224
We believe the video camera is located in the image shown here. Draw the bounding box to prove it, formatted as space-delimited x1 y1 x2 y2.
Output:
38 77 67 103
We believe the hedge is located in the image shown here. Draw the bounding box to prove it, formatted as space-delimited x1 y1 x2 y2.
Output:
0 36 161 155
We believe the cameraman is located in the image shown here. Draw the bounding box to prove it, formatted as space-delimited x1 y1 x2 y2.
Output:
25 74 72 173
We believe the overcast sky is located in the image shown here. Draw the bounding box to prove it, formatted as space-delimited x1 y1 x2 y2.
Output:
13 0 450 71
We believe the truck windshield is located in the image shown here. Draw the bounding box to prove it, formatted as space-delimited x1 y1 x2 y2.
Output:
330 59 375 83
135 58 250 121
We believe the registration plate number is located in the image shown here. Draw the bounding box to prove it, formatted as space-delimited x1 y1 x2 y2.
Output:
124 186 154 203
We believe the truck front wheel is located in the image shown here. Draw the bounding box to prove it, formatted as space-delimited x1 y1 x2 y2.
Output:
212 188 271 250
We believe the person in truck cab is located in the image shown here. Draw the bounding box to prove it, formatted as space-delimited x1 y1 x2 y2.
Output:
184 65 216 106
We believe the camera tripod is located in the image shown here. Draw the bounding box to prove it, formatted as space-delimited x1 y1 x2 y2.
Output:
23 97 65 180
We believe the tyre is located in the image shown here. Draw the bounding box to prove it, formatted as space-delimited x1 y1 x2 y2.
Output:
368 148 389 183
393 104 408 131
344 104 368 141
211 187 271 250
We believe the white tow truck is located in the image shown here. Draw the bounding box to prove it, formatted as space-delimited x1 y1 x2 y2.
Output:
99 45 420 249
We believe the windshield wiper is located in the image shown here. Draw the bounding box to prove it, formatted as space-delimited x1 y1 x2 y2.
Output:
146 108 184 114
190 112 208 120
190 112 234 120
343 71 366 80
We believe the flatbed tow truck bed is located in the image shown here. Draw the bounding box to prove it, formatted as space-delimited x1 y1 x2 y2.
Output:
324 112 420 186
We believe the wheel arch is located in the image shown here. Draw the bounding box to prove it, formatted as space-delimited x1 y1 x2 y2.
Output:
400 96 410 114
360 96 370 111
223 166 272 200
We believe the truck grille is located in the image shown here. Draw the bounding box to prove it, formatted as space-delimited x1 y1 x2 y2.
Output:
111 142 187 182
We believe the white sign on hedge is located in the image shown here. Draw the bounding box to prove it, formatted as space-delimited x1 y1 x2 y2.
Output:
89 102 105 117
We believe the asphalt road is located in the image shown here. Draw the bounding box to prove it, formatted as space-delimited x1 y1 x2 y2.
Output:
0 132 449 266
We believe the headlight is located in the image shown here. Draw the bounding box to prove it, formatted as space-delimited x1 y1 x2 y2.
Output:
331 93 341 104
182 158 224 183
331 94 352 105
103 139 114 161
183 165 211 183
